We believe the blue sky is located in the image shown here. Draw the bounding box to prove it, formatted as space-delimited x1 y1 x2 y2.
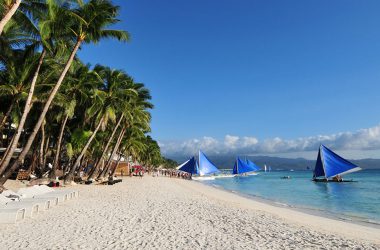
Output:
78 1 380 158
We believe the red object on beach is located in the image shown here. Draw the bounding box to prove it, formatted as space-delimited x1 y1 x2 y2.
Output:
134 165 143 173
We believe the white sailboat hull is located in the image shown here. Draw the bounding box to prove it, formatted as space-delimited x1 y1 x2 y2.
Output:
214 174 235 178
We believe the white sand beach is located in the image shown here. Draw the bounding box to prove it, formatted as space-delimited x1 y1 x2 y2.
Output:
1 176 379 249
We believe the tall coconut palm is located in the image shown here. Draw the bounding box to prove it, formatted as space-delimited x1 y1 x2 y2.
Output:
48 61 94 179
64 65 137 182
87 65 135 179
0 47 41 169
0 0 67 174
99 79 153 178
0 0 129 186
48 96 76 179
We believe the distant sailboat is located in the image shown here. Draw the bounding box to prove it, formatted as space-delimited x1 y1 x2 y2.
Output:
232 157 260 176
246 159 261 170
198 150 220 176
177 156 199 174
264 165 267 172
312 145 361 182
178 151 220 180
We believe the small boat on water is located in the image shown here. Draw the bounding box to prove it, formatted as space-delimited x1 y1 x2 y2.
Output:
177 150 220 180
232 158 260 176
312 144 362 182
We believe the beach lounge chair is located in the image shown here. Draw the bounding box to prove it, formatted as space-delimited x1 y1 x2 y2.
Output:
0 208 26 223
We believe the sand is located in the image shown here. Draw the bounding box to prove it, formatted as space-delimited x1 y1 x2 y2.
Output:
0 176 379 249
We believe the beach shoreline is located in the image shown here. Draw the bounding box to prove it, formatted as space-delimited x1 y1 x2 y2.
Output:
203 180 380 230
177 178 380 244
1 176 379 249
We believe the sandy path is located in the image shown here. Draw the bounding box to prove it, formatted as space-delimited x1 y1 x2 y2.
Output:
0 176 379 249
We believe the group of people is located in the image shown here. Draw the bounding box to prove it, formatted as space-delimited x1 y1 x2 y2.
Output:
154 169 192 180
129 166 144 178
123 166 193 180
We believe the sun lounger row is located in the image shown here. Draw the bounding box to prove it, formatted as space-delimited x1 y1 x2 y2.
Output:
0 185 78 224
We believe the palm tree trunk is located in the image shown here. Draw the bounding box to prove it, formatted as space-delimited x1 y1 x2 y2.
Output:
87 114 124 179
86 157 100 179
43 135 50 169
88 158 103 180
0 98 15 132
64 115 105 183
110 154 122 176
49 114 68 179
0 133 14 166
0 0 21 35
99 127 126 179
38 121 45 170
0 50 46 175
0 41 81 187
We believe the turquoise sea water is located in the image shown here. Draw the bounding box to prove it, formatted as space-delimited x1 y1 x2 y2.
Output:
203 169 380 225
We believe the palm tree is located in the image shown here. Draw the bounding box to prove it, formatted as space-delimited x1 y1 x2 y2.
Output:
0 46 41 169
98 80 153 179
86 65 136 179
48 61 94 179
0 0 22 35
0 0 67 174
64 65 137 182
0 0 129 186
48 96 76 179
0 0 45 35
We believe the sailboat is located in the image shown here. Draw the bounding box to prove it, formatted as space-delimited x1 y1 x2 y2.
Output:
177 151 220 180
246 159 261 175
176 156 199 174
312 144 362 182
232 157 260 176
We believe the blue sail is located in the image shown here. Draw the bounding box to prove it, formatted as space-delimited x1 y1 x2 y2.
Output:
233 158 257 174
178 156 199 174
246 159 261 171
313 148 325 178
314 145 361 179
232 160 238 175
198 151 220 176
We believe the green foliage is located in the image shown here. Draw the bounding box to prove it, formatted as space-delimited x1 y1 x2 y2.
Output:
0 0 167 174
69 128 92 154
66 142 73 159
162 158 178 169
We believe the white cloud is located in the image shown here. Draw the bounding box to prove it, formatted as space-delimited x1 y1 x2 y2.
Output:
159 124 380 158
224 135 240 148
